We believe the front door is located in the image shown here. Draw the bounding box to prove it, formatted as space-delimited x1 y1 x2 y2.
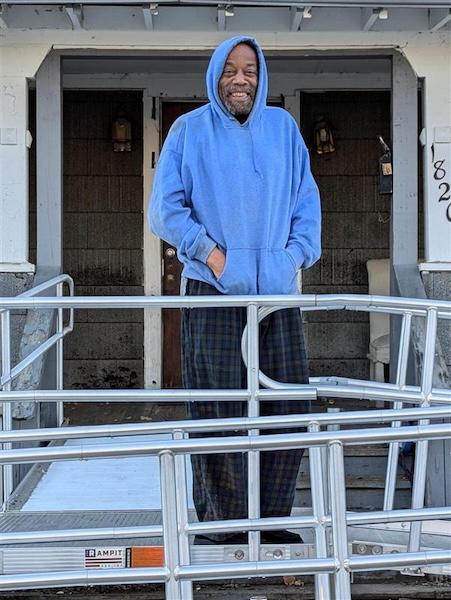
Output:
161 102 205 388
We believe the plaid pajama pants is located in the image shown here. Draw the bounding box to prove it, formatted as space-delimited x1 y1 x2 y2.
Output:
181 278 310 540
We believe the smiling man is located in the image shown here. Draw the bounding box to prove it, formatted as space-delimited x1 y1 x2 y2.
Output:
219 43 257 120
149 36 321 545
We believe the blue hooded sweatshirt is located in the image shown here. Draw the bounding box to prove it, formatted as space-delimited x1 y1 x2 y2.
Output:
148 35 321 295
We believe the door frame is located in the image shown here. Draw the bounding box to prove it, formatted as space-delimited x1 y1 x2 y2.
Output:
143 89 162 389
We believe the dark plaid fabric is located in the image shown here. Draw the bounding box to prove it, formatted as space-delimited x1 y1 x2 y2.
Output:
181 278 310 541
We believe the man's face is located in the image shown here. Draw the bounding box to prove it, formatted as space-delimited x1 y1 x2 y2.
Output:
218 43 258 119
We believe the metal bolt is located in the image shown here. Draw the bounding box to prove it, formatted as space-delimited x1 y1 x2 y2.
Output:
273 549 283 559
234 549 245 560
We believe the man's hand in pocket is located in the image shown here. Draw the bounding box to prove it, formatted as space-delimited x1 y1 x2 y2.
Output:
207 247 226 279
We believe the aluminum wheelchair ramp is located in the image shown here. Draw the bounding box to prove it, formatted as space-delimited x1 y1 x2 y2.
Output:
1 284 451 598
0 433 449 580
1 434 314 575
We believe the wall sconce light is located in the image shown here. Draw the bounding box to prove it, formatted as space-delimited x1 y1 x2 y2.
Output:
314 114 335 155
112 115 132 152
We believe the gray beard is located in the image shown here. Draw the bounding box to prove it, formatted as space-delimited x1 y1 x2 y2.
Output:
220 86 256 117
223 96 254 117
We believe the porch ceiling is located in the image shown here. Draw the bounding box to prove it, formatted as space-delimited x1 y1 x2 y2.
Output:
1 2 450 32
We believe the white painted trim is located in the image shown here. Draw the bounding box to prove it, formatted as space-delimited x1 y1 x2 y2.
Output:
419 262 451 272
143 90 162 389
0 29 441 53
0 262 36 273
284 90 301 125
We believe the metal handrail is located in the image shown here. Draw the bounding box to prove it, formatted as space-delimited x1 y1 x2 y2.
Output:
1 288 450 598
0 404 450 443
0 385 450 404
0 273 74 308
0 275 74 387
0 293 450 316
1 421 450 464
1 275 74 502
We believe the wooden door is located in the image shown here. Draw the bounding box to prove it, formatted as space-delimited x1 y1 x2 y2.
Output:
161 102 205 388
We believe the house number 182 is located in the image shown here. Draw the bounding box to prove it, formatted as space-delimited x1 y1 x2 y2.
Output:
434 159 451 222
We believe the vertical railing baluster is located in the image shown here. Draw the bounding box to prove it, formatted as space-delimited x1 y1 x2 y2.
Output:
384 311 412 511
408 308 437 556
247 304 260 561
160 450 182 599
322 407 340 517
56 282 64 426
1 310 13 507
173 430 193 600
329 441 351 599
309 422 332 599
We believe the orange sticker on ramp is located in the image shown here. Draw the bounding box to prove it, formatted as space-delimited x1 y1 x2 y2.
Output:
130 546 164 567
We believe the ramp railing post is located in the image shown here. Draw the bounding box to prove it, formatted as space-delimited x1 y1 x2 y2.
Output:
408 308 437 556
56 282 64 427
322 407 340 517
308 422 331 600
328 440 351 599
160 450 182 599
384 311 412 511
247 303 260 561
1 309 13 506
173 430 193 600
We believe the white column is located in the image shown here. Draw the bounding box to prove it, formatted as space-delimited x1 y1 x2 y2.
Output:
391 51 418 268
0 46 51 273
0 76 34 272
404 39 451 264
422 72 451 263
36 53 63 271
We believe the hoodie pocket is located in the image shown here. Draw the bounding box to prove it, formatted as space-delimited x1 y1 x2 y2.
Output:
258 249 298 295
216 248 257 295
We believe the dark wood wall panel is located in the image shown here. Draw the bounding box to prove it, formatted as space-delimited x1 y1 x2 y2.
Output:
301 91 391 380
62 91 144 389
